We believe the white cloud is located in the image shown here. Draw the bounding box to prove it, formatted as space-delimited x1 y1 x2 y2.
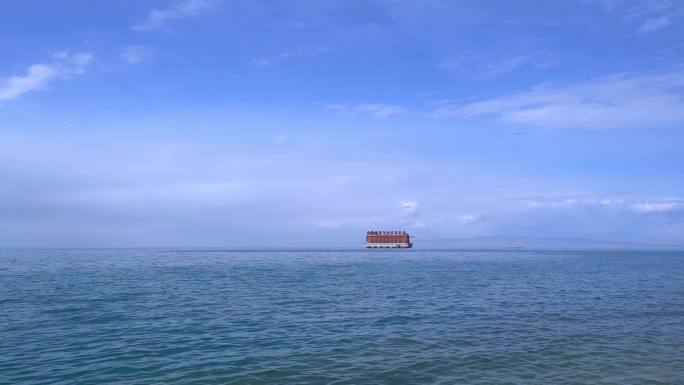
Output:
515 195 620 209
326 103 406 118
630 200 684 213
513 195 684 215
433 71 684 129
399 201 426 229
359 104 406 118
401 201 419 217
0 65 57 102
51 51 94 74
460 214 480 224
0 51 93 103
121 45 157 64
133 0 217 31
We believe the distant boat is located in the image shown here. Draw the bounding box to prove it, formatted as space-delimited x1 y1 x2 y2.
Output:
365 230 413 248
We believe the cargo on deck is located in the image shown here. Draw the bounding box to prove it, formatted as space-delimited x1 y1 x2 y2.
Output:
365 230 413 248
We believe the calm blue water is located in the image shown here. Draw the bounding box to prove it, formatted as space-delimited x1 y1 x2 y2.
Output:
1 249 683 384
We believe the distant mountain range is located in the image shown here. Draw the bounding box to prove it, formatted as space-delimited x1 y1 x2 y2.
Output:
417 236 683 250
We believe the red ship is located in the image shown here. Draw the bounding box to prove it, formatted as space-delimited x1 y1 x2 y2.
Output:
365 230 413 248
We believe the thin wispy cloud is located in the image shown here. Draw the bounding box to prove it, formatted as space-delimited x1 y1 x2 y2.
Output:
638 16 672 34
51 51 94 75
251 46 328 67
513 195 684 216
630 200 684 214
587 0 673 17
0 65 57 102
586 0 680 34
0 51 93 103
326 103 406 118
121 45 157 64
439 52 558 79
251 50 301 67
132 0 217 31
479 56 534 78
314 219 344 229
433 71 684 129
401 201 419 217
400 201 427 228
459 214 481 225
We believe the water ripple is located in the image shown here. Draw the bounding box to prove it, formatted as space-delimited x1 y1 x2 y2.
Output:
1 249 683 384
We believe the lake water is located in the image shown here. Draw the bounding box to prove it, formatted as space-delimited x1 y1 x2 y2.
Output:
1 249 683 384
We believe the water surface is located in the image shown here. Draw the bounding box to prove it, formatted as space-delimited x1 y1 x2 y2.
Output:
1 249 683 384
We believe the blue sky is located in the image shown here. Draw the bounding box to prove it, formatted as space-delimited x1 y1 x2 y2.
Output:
1 0 684 247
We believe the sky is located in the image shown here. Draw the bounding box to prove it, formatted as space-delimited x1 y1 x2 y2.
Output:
1 0 684 247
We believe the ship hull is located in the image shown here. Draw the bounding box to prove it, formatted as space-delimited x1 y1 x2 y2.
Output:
365 243 412 248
